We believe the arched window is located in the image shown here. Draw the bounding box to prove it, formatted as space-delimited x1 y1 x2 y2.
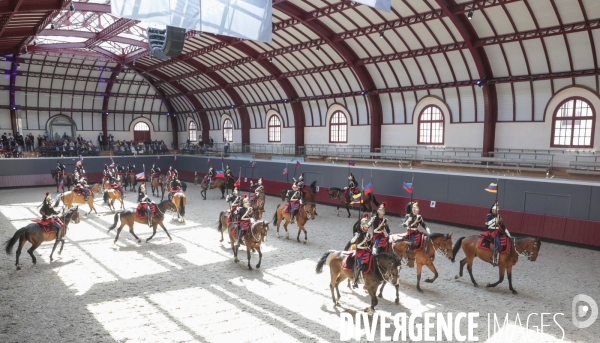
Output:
418 105 444 145
268 115 281 142
329 111 347 143
133 121 151 142
223 118 233 142
551 97 595 147
188 121 197 141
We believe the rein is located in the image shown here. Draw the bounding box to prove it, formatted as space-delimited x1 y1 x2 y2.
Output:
429 235 450 258
375 256 397 284
249 221 265 243
513 238 537 260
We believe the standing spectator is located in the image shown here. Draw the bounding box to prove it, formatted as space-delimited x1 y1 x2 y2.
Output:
209 136 214 148
25 133 32 152
37 134 44 148
98 132 104 151
77 134 83 143
44 130 50 141
224 137 230 157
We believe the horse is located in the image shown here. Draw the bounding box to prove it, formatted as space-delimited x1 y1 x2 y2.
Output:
4 206 81 270
200 176 233 200
381 233 454 294
327 187 379 217
54 183 102 215
271 202 317 243
375 241 417 304
279 181 318 203
163 179 188 202
170 192 186 222
452 235 541 294
315 251 402 312
103 175 122 190
151 175 165 199
226 220 270 269
122 172 136 191
107 199 178 244
103 189 125 213
251 192 266 220
194 174 202 185
50 169 72 192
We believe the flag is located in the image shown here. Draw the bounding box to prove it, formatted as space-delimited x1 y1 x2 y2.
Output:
283 167 288 175
363 183 373 195
157 154 160 160
403 182 413 194
251 160 256 167
109 163 115 168
485 183 498 193
174 155 177 161
135 172 145 180
351 193 363 204
296 161 301 168
348 160 355 166
58 179 64 189
222 157 224 163
76 160 82 167
79 155 83 160
207 158 210 163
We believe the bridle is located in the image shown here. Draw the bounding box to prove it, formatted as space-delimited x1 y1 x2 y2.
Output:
430 234 451 258
250 221 267 243
401 244 416 266
514 238 538 260
302 202 316 220
375 256 400 284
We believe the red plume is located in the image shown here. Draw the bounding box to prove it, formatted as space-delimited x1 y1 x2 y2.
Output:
381 202 387 208
244 194 248 198
363 213 368 218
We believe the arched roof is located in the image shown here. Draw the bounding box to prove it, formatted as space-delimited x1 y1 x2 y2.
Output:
0 0 598 147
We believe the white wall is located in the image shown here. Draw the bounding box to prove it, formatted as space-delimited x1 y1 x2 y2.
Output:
250 110 295 144
496 86 600 152
304 103 371 145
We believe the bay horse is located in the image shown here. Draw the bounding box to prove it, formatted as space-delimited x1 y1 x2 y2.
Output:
251 192 266 220
226 220 270 269
50 169 72 192
151 175 165 199
122 172 136 191
452 235 541 294
316 250 402 312
103 189 125 213
327 187 379 217
200 176 233 200
107 199 178 244
381 233 454 294
54 183 102 215
4 206 81 270
271 202 317 243
279 181 318 202
170 192 186 222
217 207 261 242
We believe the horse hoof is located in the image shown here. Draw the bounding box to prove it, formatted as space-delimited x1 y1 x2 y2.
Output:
256 264 260 269
137 239 141 243
16 265 21 270
473 283 479 287
395 299 400 305
347 215 351 218
334 302 339 307
425 279 434 283
303 240 307 244
454 274 461 279
417 288 424 294
248 266 253 270
220 239 224 242
511 290 518 295
50 257 53 262
377 294 383 299
486 283 493 288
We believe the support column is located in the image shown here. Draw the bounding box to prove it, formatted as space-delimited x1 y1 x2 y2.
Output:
9 54 18 137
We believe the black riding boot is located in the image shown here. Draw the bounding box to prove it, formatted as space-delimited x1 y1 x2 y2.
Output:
84 193 88 201
290 209 296 224
147 209 153 227
353 262 360 289
491 249 499 267
235 227 243 247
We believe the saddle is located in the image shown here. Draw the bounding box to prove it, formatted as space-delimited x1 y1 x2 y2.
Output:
231 221 250 237
109 184 120 190
136 203 158 219
284 202 300 215
479 231 510 253
341 252 373 275
393 231 426 251
344 188 361 196
151 173 160 178
31 218 63 234
169 188 182 194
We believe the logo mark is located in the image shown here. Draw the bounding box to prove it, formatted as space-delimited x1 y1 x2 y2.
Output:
572 294 598 329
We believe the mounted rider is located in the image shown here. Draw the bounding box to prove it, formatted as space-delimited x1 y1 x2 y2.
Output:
105 163 125 198
225 187 242 222
73 168 80 182
250 176 264 193
166 164 176 182
370 202 390 255
75 162 84 176
103 163 112 182
486 201 512 267
74 173 91 201
293 173 305 198
40 192 61 218
206 165 215 185
125 161 134 174
235 195 254 247
402 202 430 246
150 163 161 182
56 160 66 181
138 181 154 227
168 174 183 201
351 213 372 289
225 163 234 185
345 173 358 203
287 181 302 224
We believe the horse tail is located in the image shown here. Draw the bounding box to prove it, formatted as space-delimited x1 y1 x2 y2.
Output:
316 250 335 274
451 237 466 263
182 182 187 192
4 228 28 255
371 194 379 207
179 195 186 216
53 194 62 207
103 190 109 205
217 212 223 232
271 207 278 226
107 212 120 232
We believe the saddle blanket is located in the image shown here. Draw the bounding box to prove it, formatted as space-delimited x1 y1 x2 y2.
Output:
151 173 161 178
136 203 158 219
31 218 63 234
284 202 300 214
344 188 361 196
109 184 121 190
342 251 373 275
479 232 509 253
231 221 250 237
72 186 87 197
392 232 426 251
169 189 183 194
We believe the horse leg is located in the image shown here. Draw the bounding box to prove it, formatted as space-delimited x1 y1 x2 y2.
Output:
346 204 351 218
146 223 158 242
49 236 60 262
201 189 206 200
416 263 424 293
335 276 344 304
424 261 439 283
229 232 239 263
336 205 340 217
366 285 378 313
394 284 400 305
487 263 506 288
128 224 142 243
15 236 28 270
120 198 124 209
283 217 290 239
255 246 262 269
27 241 42 266
507 265 517 294
58 238 66 255
158 221 173 241
455 258 467 279
296 226 301 243
465 257 478 287
377 281 386 298
246 244 253 270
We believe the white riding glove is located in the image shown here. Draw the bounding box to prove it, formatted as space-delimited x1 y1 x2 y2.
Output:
426 227 431 235
504 228 512 238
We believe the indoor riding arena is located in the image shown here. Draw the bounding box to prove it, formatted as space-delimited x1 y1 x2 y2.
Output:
0 1 599 343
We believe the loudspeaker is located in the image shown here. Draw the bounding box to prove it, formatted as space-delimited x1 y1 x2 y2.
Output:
163 26 185 57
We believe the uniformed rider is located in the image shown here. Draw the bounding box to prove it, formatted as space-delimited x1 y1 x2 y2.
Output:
235 195 254 247
486 202 511 267
225 187 242 222
138 181 153 227
74 174 91 201
150 163 161 182
293 173 305 198
250 177 264 193
168 174 182 201
56 160 66 181
370 202 390 255
40 192 61 218
287 182 302 224
350 214 371 288
206 165 215 185
403 202 430 245
345 173 358 203
225 164 233 184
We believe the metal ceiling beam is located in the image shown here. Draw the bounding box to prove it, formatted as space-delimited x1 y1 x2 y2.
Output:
18 0 70 52
39 29 147 47
0 105 165 115
0 0 24 37
2 84 160 98
85 18 139 49
0 0 62 14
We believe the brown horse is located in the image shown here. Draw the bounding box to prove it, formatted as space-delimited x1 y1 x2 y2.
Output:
4 207 81 270
452 235 541 294
54 183 102 215
226 220 270 269
122 172 136 191
375 241 417 304
50 169 72 192
327 187 379 217
383 233 454 294
200 176 233 200
170 192 186 222
193 174 202 185
251 192 266 220
271 202 317 243
280 181 318 202
316 250 403 312
103 189 125 213
151 175 165 199
217 211 231 242
107 199 178 244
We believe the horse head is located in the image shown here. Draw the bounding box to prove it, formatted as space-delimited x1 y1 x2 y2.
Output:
522 237 541 261
256 220 270 242
304 202 317 219
327 188 338 200
377 253 403 285
430 232 454 260
66 206 81 224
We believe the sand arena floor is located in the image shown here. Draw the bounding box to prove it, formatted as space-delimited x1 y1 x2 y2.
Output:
0 185 599 343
